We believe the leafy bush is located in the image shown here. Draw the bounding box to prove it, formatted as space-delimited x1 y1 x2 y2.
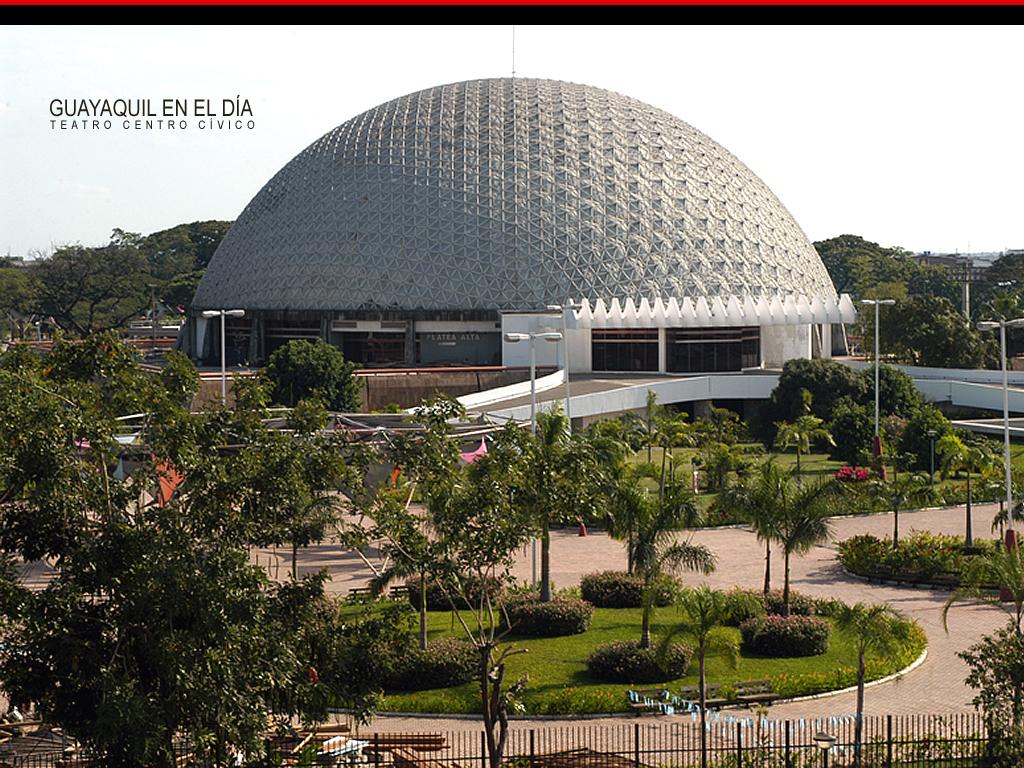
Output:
837 531 997 584
382 638 478 692
405 574 505 611
264 339 362 411
829 399 874 464
579 571 677 608
739 615 831 657
721 588 767 626
586 639 693 683
899 404 954 471
504 594 593 637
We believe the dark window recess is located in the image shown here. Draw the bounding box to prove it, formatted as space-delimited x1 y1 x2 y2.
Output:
591 329 659 372
666 327 759 373
339 332 406 365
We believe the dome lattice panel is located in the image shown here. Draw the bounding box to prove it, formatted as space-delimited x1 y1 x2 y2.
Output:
193 78 837 312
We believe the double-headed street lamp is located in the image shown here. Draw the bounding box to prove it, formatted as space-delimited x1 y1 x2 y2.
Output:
201 309 246 406
546 302 582 434
978 316 1024 548
504 330 563 589
861 299 896 470
503 330 563 435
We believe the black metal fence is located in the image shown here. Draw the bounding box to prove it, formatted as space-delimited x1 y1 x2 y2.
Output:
0 713 1003 768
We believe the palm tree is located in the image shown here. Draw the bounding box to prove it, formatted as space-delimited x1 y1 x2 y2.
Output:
865 471 937 549
773 479 837 615
698 441 746 492
625 390 663 464
938 434 995 546
835 603 914 767
715 459 790 596
943 544 1024 637
653 408 694 491
657 587 757 768
521 405 598 602
774 415 835 480
608 467 717 647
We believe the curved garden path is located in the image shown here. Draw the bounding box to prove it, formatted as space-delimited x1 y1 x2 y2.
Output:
271 502 1007 731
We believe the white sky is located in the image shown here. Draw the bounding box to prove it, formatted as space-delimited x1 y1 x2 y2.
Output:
1 24 1022 257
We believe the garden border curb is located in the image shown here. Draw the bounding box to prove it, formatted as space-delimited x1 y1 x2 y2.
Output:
358 648 930 722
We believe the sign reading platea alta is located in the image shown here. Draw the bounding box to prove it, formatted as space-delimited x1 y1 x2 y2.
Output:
49 96 254 131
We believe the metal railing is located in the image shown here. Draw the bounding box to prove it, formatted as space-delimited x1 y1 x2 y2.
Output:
0 714 1006 768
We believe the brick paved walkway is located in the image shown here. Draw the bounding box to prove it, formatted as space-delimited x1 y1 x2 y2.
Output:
273 502 1007 731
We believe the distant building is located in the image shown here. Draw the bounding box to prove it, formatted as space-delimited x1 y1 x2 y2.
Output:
186 78 855 372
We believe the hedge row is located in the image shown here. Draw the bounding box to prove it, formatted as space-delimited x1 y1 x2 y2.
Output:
381 637 479 691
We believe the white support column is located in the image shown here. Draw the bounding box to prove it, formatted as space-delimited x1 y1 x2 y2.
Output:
658 327 667 373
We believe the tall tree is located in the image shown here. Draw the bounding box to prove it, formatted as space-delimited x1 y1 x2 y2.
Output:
772 480 837 615
834 603 915 767
607 466 716 647
31 237 153 336
715 459 791 596
517 405 599 602
938 434 995 546
0 337 369 766
865 471 937 549
263 339 362 412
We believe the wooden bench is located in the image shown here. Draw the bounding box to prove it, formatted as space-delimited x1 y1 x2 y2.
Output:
734 679 779 705
626 688 672 715
391 746 450 768
389 585 412 599
677 684 727 708
363 733 448 754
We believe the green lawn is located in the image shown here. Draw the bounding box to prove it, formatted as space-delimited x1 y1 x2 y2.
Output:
375 606 924 716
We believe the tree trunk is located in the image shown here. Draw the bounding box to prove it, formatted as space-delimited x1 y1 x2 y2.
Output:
855 650 865 768
763 539 771 596
419 568 428 651
782 550 791 617
291 542 298 580
640 579 652 649
540 519 552 602
965 472 974 547
659 446 668 503
699 649 707 768
893 502 900 550
795 449 802 482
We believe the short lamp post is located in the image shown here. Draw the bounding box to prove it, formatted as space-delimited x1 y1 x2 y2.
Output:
546 302 582 434
201 309 246 406
927 429 938 485
504 329 563 589
978 316 1024 550
861 299 896 476
813 732 836 768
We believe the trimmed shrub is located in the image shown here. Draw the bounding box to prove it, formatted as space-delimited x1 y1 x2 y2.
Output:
586 639 693 683
721 588 767 626
382 637 478 692
837 531 997 585
504 594 593 637
579 571 677 608
740 615 830 657
405 575 504 612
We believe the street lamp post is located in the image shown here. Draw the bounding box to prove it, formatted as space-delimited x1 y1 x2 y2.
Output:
927 429 938 485
861 299 896 474
201 309 246 406
546 302 582 434
504 329 563 587
978 316 1024 549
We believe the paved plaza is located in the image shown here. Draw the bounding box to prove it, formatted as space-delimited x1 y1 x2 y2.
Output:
263 502 1007 731
13 502 1009 731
